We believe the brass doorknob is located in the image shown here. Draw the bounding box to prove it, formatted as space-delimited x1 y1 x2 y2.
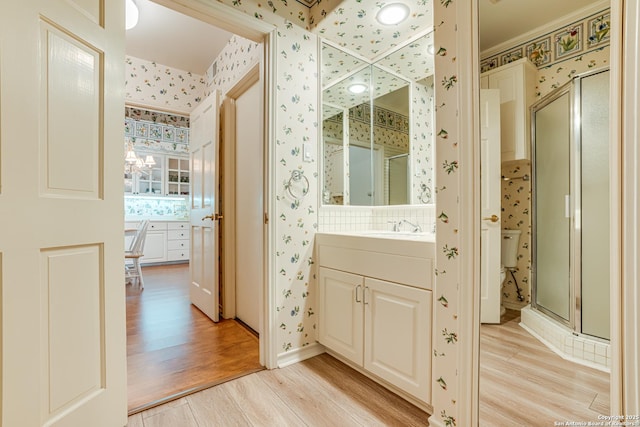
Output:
201 213 224 221
482 214 500 223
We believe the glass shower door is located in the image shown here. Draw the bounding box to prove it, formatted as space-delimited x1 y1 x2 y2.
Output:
533 89 572 323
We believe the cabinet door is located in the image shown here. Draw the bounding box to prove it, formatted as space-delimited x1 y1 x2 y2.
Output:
136 152 164 195
364 278 432 403
166 155 190 195
141 230 167 264
487 66 526 160
318 267 364 365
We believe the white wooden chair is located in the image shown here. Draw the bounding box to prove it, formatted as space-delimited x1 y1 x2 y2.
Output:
125 220 150 289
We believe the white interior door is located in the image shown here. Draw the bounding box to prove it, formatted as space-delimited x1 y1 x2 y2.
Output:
480 89 502 324
0 1 127 426
235 80 263 333
190 91 220 322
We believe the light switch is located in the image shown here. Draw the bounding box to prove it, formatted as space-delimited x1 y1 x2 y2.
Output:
303 143 313 162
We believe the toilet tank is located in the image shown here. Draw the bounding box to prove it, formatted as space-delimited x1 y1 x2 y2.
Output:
501 229 521 268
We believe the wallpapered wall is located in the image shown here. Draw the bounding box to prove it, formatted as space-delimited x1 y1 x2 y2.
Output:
125 56 207 113
204 35 262 98
412 76 435 204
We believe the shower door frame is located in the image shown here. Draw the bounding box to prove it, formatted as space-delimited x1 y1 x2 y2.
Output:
531 67 610 336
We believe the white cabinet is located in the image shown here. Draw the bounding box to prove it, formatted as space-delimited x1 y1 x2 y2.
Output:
318 267 432 405
125 152 165 195
124 152 190 196
166 156 190 196
167 221 190 261
125 220 189 264
316 232 434 407
481 58 537 160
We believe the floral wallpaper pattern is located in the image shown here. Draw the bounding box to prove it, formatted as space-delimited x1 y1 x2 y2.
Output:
310 0 433 60
412 76 434 204
124 108 190 155
217 0 311 29
125 56 207 113
433 0 461 425
204 35 262 97
501 160 532 309
480 8 610 73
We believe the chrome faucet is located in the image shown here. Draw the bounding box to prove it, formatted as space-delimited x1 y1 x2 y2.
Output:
398 219 422 233
387 220 400 232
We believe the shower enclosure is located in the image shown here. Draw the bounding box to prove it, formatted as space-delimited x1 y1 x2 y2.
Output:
531 68 610 341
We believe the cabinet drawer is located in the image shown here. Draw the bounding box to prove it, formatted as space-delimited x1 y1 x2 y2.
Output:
149 222 168 231
168 229 189 240
168 222 189 230
168 249 189 261
168 239 188 250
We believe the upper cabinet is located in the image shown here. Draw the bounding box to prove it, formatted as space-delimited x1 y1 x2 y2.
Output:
481 58 537 160
125 152 190 196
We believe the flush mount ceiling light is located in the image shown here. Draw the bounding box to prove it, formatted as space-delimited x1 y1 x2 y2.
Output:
125 0 139 30
348 83 368 94
376 3 410 26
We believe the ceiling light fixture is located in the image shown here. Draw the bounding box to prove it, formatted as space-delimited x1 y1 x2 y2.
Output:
125 0 139 30
376 3 410 26
348 83 368 94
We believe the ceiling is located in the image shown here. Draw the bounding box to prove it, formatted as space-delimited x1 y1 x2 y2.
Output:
479 0 607 52
125 0 232 75
126 0 608 75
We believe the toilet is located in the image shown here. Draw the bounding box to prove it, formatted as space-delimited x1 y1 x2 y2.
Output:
500 229 521 316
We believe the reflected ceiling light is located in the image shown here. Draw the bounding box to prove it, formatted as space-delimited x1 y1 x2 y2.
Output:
376 3 410 25
125 0 139 30
348 83 368 94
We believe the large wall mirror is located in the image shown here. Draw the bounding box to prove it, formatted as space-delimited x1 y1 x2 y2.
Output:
321 31 435 206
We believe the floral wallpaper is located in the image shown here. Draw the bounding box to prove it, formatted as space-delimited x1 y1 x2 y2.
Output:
124 108 190 155
310 0 433 60
204 35 262 97
501 160 532 309
480 8 610 77
412 76 434 204
125 56 207 113
433 0 462 425
216 0 311 29
271 24 319 356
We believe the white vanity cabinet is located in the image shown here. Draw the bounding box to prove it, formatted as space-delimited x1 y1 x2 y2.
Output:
481 58 537 160
316 232 435 408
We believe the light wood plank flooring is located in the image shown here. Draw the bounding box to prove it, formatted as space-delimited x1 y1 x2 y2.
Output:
127 353 431 427
479 309 610 426
127 264 262 413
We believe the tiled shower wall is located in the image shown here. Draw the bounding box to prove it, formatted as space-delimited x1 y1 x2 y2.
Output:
318 205 435 233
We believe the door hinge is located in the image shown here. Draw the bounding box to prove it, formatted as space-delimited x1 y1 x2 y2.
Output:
264 212 269 224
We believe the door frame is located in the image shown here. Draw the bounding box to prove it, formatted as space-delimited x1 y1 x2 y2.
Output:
150 0 277 369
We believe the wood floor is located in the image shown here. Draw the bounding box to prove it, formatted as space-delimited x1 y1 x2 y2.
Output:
479 309 610 426
127 353 431 427
127 264 262 413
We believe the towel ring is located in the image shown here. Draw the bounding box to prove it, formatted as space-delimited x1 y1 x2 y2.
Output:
419 184 432 204
286 170 309 200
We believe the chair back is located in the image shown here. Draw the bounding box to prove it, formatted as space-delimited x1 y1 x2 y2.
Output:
129 220 150 255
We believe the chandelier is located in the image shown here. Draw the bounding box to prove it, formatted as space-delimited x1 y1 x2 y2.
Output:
125 142 156 176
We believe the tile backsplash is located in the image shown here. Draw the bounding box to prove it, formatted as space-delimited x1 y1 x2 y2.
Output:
318 205 435 233
124 195 189 220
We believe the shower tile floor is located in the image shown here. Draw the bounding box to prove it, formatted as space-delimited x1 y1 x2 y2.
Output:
480 309 610 426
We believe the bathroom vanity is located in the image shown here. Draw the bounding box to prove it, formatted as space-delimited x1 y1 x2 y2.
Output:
315 231 435 410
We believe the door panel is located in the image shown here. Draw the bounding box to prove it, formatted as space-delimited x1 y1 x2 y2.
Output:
480 89 502 324
190 92 220 322
0 1 126 426
235 80 263 333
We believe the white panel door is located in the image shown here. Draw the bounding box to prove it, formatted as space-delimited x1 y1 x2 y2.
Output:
235 80 263 333
318 268 364 366
364 278 431 403
190 91 220 322
480 89 502 324
0 1 126 426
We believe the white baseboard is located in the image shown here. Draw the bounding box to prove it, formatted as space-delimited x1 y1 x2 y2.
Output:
277 342 326 368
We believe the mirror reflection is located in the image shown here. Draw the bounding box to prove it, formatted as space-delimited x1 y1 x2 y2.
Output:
321 31 435 206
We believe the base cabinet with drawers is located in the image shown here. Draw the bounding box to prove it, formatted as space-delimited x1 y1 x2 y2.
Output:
125 220 189 264
316 232 435 409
